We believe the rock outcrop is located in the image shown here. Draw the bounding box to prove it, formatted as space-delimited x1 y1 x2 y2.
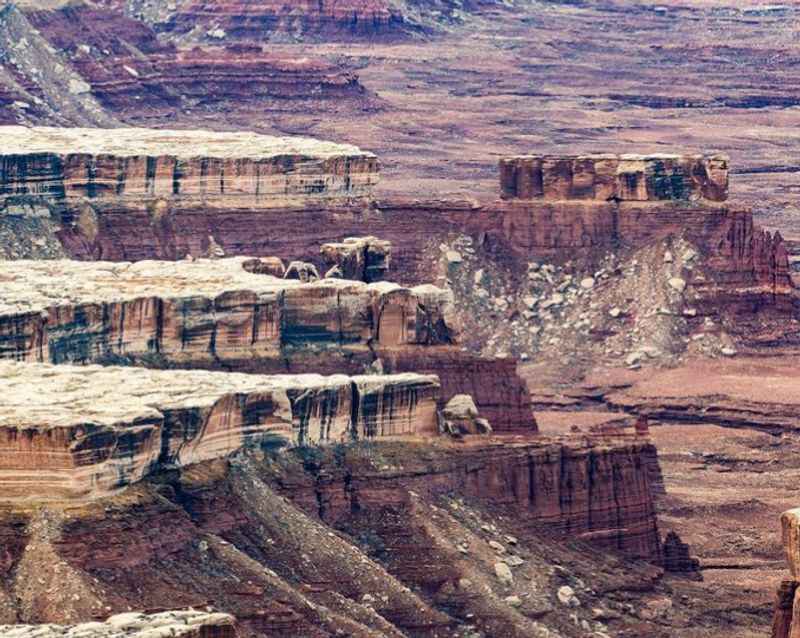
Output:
0 611 237 637
0 360 439 501
0 125 378 218
499 153 729 203
440 393 492 436
0 257 453 367
321 236 391 283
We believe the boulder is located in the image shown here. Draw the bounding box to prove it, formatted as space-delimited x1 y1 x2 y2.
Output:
440 394 492 436
321 236 392 283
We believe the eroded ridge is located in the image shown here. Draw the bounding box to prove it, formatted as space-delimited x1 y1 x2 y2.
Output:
499 153 729 203
0 125 379 216
0 360 439 501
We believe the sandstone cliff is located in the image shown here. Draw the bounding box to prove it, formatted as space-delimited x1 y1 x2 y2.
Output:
0 257 535 432
499 153 729 203
773 509 800 638
0 437 668 636
0 126 378 218
0 360 440 501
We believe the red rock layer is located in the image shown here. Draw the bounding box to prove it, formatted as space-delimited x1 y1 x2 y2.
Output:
265 440 663 563
149 0 401 39
23 5 375 120
56 197 794 313
379 346 536 433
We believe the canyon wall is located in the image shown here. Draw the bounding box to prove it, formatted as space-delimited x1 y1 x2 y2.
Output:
0 258 455 367
24 4 375 119
20 140 787 319
0 257 535 432
0 360 440 501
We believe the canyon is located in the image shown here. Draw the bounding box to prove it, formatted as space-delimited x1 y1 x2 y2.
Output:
0 1 798 637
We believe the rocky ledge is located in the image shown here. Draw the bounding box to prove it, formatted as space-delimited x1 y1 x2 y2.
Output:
0 360 439 501
0 125 378 217
0 610 236 637
0 256 536 432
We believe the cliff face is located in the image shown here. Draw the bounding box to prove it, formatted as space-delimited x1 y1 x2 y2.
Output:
0 360 440 501
30 144 789 319
0 126 378 218
499 154 729 203
0 258 454 367
0 257 535 433
285 438 664 563
92 0 485 40
0 438 666 636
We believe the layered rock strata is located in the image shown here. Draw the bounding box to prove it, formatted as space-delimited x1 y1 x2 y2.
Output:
266 437 663 563
97 0 403 38
0 126 378 217
23 3 376 116
0 360 439 501
0 257 454 367
0 257 535 431
0 611 237 637
499 153 729 202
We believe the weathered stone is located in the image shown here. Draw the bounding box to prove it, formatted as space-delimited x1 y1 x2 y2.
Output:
494 562 513 586
668 277 687 293
0 360 439 501
557 585 580 607
284 260 320 282
0 257 456 368
0 126 379 216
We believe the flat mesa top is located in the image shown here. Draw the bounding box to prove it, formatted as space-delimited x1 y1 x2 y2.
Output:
0 126 374 160
0 360 435 429
0 257 429 315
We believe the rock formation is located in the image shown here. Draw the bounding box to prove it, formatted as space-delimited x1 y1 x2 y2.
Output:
440 393 492 436
499 153 729 203
1 611 237 637
321 236 391 282
0 360 439 500
0 257 535 432
0 257 453 367
0 126 378 218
